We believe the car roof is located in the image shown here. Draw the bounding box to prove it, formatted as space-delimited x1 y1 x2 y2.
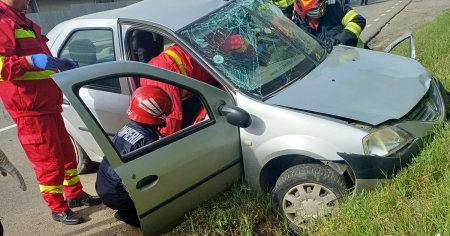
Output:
75 0 231 32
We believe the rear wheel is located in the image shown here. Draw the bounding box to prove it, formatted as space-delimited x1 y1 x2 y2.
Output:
272 164 347 232
70 136 97 174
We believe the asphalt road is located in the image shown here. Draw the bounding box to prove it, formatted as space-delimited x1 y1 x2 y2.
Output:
0 0 442 235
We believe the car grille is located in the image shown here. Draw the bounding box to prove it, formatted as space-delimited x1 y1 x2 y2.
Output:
404 79 444 122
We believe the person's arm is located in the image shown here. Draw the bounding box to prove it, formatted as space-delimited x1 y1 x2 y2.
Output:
0 24 33 81
334 3 366 46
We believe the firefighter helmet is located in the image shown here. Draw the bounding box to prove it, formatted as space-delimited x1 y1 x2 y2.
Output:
294 0 327 20
127 86 173 125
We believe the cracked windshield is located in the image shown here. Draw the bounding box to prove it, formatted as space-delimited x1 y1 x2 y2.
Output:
179 0 325 99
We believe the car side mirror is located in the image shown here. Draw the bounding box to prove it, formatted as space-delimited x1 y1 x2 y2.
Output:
217 101 251 128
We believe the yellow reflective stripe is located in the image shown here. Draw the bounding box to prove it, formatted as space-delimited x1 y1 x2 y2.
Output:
357 39 365 48
64 169 78 177
271 0 293 8
163 50 187 76
15 28 36 39
0 56 4 81
14 70 55 81
345 22 362 37
63 175 80 186
40 185 63 194
342 10 358 26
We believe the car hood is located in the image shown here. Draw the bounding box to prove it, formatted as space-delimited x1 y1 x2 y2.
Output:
266 46 431 126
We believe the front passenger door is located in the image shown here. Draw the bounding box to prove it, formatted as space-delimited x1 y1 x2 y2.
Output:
52 61 244 235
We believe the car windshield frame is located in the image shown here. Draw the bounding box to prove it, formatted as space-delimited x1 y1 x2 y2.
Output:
178 0 326 100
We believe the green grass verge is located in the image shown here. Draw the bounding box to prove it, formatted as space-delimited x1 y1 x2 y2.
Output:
168 10 450 236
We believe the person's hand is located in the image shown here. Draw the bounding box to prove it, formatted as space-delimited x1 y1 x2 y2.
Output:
324 37 340 47
323 38 340 53
30 53 59 70
58 58 79 71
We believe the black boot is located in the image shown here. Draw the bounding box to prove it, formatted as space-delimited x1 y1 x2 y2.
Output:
67 192 102 208
52 209 83 225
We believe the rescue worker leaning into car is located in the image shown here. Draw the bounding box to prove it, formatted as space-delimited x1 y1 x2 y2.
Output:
140 44 218 137
0 0 101 225
96 86 173 228
293 0 369 49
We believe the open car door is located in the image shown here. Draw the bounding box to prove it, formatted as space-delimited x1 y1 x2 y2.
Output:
52 61 244 235
383 32 416 59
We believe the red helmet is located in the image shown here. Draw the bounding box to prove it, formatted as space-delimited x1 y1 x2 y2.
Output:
294 0 327 20
127 86 173 125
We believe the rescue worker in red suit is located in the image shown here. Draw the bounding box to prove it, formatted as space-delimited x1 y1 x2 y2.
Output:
96 86 173 228
293 0 369 49
140 44 216 137
0 0 101 225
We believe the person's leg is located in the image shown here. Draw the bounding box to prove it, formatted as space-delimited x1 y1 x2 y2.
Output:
17 115 67 213
54 114 101 207
115 198 140 227
56 114 84 198
17 115 82 225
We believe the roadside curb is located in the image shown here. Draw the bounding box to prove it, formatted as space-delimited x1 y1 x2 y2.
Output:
363 0 412 43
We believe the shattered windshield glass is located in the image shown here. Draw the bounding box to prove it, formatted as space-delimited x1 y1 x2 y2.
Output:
179 0 325 99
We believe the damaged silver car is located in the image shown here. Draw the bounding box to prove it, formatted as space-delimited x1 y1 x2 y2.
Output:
47 0 449 234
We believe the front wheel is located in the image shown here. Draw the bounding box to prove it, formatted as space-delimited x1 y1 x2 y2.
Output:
272 164 348 231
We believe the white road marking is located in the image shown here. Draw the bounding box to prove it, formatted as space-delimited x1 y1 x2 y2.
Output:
374 18 380 22
381 13 386 16
392 6 395 8
0 124 16 133
387 9 391 12
366 24 372 28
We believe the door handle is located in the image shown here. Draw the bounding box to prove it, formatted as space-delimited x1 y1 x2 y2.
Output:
136 175 158 190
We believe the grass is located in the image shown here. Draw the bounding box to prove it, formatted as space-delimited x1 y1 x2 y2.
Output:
168 10 450 236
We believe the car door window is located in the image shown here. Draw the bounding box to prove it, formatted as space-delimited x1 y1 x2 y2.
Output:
59 29 120 93
77 76 212 161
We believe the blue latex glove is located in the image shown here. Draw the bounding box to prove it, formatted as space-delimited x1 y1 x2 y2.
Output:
58 58 78 71
30 53 59 70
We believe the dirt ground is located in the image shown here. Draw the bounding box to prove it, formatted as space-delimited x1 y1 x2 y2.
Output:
367 0 450 50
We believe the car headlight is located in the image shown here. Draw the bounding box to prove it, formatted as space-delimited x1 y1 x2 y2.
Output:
362 127 413 156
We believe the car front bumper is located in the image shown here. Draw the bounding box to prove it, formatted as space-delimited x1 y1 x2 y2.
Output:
337 137 425 191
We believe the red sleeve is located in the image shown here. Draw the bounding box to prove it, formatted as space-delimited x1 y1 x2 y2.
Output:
0 19 33 81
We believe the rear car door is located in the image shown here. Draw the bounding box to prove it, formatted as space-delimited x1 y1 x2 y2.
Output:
52 61 243 235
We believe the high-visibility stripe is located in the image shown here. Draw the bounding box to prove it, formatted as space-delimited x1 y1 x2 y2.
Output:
270 0 294 8
345 22 362 37
63 175 80 186
357 39 365 48
40 185 63 194
15 28 36 39
64 169 78 177
0 56 4 80
63 168 80 186
163 50 187 76
11 70 55 81
342 10 358 26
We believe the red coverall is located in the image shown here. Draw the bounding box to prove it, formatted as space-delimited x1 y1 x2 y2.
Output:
140 45 216 137
0 2 84 213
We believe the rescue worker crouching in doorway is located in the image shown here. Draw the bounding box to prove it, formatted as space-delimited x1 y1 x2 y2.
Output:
293 0 369 49
95 86 173 227
0 0 101 225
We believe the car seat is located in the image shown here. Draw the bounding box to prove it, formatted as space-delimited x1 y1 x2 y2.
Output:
68 39 97 67
132 30 164 63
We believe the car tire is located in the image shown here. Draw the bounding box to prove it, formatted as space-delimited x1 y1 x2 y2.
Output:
272 164 347 232
70 136 97 174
